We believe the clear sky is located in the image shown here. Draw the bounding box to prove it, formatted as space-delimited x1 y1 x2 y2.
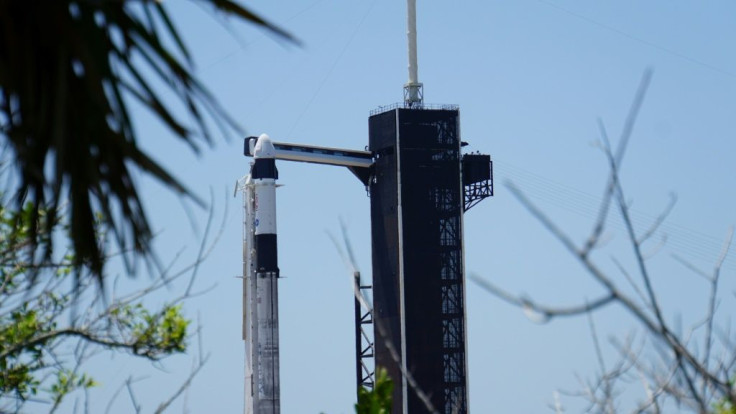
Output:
48 1 736 413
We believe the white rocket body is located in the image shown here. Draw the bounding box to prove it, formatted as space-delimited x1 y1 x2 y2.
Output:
244 174 255 414
244 134 280 414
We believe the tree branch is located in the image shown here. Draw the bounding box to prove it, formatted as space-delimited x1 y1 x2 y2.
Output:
469 273 616 323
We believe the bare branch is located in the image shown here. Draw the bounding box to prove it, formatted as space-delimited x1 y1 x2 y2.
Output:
613 68 653 166
488 68 736 412
671 254 711 281
641 233 668 261
153 354 210 414
701 226 734 399
637 193 677 246
505 180 681 353
586 312 615 414
582 68 653 257
125 377 142 414
506 181 582 259
469 273 616 323
551 391 564 413
611 256 648 308
582 119 615 256
601 125 715 409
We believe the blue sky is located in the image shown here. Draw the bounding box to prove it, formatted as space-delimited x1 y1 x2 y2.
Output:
48 1 736 412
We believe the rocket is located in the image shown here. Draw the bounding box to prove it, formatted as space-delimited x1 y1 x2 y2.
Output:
246 133 281 414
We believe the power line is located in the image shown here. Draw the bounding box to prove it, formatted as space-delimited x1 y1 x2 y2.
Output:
203 0 328 71
286 0 380 137
535 0 736 79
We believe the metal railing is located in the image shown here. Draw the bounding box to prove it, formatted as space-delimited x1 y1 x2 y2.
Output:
369 102 460 116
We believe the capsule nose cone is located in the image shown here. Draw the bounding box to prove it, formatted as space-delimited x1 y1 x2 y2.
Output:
253 133 276 159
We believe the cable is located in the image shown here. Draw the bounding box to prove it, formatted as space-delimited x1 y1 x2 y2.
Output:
286 0 381 137
534 0 736 79
203 0 328 71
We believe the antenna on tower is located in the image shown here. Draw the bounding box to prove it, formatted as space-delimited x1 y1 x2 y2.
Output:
403 0 423 107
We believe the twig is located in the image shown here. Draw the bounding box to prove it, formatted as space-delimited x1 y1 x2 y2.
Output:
469 273 616 323
153 354 210 414
636 193 676 246
701 226 734 400
125 377 142 414
610 256 648 308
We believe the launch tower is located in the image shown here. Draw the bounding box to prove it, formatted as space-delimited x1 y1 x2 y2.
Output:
367 103 492 414
364 1 492 413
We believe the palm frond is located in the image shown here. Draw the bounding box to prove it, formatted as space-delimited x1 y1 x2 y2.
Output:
0 0 294 284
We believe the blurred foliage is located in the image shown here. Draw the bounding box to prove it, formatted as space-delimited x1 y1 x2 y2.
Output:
714 386 736 414
714 403 736 414
0 201 191 411
355 367 393 414
0 0 293 284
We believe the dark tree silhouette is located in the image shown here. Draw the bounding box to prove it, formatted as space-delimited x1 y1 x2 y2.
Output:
0 0 293 282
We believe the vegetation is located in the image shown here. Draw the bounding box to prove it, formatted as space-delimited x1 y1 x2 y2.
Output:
0 0 292 283
0 198 216 412
355 368 393 414
0 1 290 411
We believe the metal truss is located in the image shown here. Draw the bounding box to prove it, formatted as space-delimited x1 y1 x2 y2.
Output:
464 159 494 211
354 272 375 391
433 168 468 414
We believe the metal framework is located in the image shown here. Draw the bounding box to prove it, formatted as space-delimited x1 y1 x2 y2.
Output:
368 107 484 414
354 272 375 391
433 138 467 414
463 155 494 212
243 137 372 168
243 137 372 185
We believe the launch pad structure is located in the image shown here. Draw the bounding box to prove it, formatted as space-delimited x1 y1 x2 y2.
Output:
368 105 492 413
240 1 493 413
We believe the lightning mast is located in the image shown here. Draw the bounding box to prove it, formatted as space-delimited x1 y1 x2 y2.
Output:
404 0 423 106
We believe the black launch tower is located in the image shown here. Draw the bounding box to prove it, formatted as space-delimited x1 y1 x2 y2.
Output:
365 104 492 413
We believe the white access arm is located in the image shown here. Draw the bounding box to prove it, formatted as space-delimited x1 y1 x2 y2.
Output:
244 137 373 169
